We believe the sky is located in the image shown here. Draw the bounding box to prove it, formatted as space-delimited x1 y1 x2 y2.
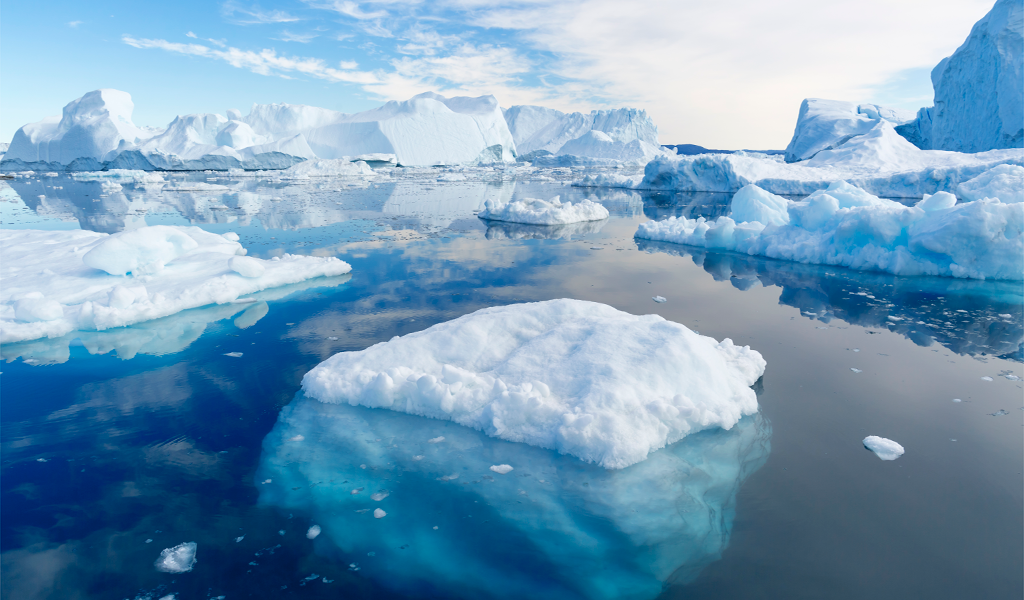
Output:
0 0 997 149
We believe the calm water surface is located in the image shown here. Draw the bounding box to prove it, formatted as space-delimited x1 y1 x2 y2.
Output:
1 171 1021 599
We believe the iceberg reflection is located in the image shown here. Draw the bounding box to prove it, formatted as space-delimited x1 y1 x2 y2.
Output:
256 393 771 600
484 219 607 240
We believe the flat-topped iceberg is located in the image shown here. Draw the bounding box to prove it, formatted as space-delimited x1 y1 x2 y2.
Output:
301 299 765 469
477 196 609 225
0 225 352 343
257 394 770 599
635 181 1024 280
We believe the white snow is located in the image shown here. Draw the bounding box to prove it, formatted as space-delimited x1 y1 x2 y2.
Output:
957 164 1024 203
862 436 905 461
489 464 514 474
477 196 609 225
301 299 765 469
154 542 197 573
784 99 916 163
635 181 1023 280
0 226 352 343
306 525 321 539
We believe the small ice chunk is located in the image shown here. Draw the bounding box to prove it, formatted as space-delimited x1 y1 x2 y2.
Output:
328 336 339 340
989 409 1009 416
306 525 321 539
351 487 364 495
862 436 904 461
489 464 514 474
230 256 266 278
146 539 153 543
373 508 386 519
432 526 438 530
370 490 390 501
438 474 459 481
652 296 667 303
36 458 48 463
981 376 993 381
1005 374 1020 381
278 530 286 536
287 435 305 442
952 398 962 403
154 542 197 573
235 535 245 542
427 436 445 443
261 479 271 484
225 352 243 358
998 313 1012 318
412 455 424 461
850 368 862 373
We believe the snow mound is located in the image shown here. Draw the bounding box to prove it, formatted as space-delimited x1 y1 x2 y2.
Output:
957 164 1024 203
863 436 904 461
256 395 770 599
478 196 609 225
784 99 916 163
1 227 352 343
301 299 765 469
635 181 1023 280
154 542 197 573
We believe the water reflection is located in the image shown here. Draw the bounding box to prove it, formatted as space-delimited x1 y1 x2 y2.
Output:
484 219 606 240
256 395 771 600
637 240 1024 361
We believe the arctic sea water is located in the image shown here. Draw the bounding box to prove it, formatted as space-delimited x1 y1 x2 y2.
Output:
0 170 1021 599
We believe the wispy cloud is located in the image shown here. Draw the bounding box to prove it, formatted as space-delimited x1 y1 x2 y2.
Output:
308 1 388 20
68 20 83 28
276 30 320 43
186 31 197 38
221 1 302 25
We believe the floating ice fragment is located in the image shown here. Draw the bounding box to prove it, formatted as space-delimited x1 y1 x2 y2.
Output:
427 436 445 444
1004 375 1020 381
438 474 460 481
261 479 271 484
36 458 48 463
478 196 609 225
235 535 245 542
278 530 285 536
306 525 321 539
862 436 904 460
652 296 667 303
953 398 962 403
412 455 424 461
432 526 438 530
490 464 514 474
328 336 339 340
850 368 862 373
988 409 1009 416
351 487 364 495
146 539 153 543
154 542 197 573
287 435 305 442
374 508 386 519
998 313 1012 318
225 352 244 358
981 376 993 381
370 490 390 501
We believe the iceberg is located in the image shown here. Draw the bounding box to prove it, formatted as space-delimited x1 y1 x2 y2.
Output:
503 105 664 162
154 542 197 573
635 182 1023 280
784 99 917 163
957 164 1024 203
477 196 609 225
862 436 904 461
256 392 770 599
0 226 352 344
301 299 765 469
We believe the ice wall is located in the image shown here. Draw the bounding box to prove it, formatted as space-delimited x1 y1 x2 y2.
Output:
256 394 771 599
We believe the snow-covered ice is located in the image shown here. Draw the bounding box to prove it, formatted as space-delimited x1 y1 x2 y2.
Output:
154 542 197 573
256 393 770 599
862 436 905 461
957 164 1024 203
301 299 765 469
0 226 352 343
306 525 321 539
635 181 1023 281
503 105 661 160
784 99 916 163
477 196 609 226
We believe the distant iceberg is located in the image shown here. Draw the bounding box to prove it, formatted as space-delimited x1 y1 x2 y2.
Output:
302 299 765 469
478 196 609 225
635 181 1023 281
256 393 771 599
784 99 917 163
0 225 352 343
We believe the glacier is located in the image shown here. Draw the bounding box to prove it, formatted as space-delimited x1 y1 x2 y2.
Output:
301 299 765 469
0 225 352 343
256 392 770 599
477 196 609 225
635 181 1023 281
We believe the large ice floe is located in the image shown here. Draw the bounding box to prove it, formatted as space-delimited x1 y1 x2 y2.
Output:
635 181 1023 281
0 226 351 343
257 393 770 599
302 299 765 469
2 90 516 171
477 196 609 225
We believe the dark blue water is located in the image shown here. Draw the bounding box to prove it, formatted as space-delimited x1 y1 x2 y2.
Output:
1 173 1021 599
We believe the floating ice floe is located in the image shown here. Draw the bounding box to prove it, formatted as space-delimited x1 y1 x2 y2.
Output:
0 225 351 344
306 525 321 539
256 394 770 600
862 436 904 461
489 464 514 474
154 542 197 573
634 181 1023 281
302 299 765 469
477 196 609 226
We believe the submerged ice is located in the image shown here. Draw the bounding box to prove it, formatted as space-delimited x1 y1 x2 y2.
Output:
257 394 771 599
302 299 765 469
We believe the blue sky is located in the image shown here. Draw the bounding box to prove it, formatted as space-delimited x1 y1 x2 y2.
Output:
1 0 996 149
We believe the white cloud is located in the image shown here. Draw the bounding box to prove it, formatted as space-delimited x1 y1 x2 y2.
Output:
309 0 389 20
68 20 83 28
186 31 197 38
276 30 320 43
221 1 302 24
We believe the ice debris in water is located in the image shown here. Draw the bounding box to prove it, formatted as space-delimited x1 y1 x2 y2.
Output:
477 196 609 225
953 398 962 403
988 410 1010 417
490 464 514 474
301 299 765 469
850 368 862 373
862 436 904 461
235 535 245 543
154 542 197 573
981 376 994 381
373 508 386 519
652 296 667 303
225 352 244 358
370 490 390 501
306 525 321 539
427 436 445 444
635 182 1023 281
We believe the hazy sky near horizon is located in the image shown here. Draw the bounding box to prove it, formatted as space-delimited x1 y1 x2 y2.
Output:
1 0 996 149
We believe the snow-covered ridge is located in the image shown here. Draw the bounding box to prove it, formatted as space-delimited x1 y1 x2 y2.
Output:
302 299 766 469
635 181 1023 281
0 225 352 343
477 196 609 225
